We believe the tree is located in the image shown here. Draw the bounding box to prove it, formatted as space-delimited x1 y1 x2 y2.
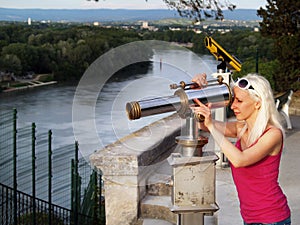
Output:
1 43 39 75
258 0 300 37
162 0 235 21
0 54 22 75
88 0 235 21
257 0 300 91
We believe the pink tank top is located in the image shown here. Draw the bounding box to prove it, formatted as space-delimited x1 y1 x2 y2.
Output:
231 129 290 223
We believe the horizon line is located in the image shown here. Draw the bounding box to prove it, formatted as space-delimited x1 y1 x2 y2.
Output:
0 7 260 11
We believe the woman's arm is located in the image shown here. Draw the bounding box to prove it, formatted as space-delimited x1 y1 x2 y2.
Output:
208 123 282 167
194 101 282 167
195 115 238 138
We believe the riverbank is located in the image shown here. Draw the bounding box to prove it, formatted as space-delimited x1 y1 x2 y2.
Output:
0 73 58 96
0 80 58 96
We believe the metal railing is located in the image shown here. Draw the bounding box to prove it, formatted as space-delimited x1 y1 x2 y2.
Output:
0 182 95 225
0 109 105 225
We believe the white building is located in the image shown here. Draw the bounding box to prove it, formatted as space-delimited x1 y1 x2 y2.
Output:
141 21 149 29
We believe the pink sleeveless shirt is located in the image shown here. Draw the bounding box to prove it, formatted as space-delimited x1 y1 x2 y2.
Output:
231 129 290 223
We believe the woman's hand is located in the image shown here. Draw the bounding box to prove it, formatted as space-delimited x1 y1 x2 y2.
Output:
191 73 212 129
191 102 213 130
192 73 208 88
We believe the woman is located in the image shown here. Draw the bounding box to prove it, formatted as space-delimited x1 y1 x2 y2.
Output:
192 73 291 225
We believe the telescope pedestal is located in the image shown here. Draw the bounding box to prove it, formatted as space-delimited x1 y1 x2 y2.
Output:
179 213 204 225
168 115 219 225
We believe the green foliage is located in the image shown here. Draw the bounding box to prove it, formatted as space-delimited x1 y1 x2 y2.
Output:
0 54 22 74
15 212 65 225
0 21 297 92
258 0 300 37
257 0 300 91
36 74 54 82
0 24 142 81
272 34 300 91
162 0 236 21
234 58 279 90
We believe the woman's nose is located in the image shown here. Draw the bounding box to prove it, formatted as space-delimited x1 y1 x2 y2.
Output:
231 100 236 110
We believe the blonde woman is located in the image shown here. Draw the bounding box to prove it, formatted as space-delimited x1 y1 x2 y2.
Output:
192 73 291 225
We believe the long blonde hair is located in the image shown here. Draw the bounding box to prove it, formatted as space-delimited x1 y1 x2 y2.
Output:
237 74 285 146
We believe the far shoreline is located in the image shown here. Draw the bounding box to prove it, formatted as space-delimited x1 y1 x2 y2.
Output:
0 80 58 97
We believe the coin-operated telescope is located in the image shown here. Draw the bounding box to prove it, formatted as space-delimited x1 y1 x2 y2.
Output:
126 37 240 122
126 75 233 121
126 76 232 225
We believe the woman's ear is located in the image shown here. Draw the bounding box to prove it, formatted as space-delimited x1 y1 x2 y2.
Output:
255 100 261 110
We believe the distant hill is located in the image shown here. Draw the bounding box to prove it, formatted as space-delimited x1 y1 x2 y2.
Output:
0 8 261 22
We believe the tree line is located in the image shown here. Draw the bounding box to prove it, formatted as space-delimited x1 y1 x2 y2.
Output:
0 23 142 82
0 22 298 91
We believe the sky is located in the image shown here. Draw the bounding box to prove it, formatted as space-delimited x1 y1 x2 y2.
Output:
0 0 266 10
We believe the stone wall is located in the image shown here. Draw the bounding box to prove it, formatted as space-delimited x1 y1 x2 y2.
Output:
90 113 183 225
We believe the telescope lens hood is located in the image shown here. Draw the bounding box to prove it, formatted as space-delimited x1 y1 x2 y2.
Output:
126 101 141 120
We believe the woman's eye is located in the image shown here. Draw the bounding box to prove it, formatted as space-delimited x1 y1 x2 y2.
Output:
234 98 242 103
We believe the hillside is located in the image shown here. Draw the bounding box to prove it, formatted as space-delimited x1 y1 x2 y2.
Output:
0 8 261 22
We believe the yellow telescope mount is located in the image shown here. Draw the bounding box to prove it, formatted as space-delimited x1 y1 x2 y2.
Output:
204 36 242 72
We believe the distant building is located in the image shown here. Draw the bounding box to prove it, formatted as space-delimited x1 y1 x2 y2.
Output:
27 17 31 25
254 27 260 32
141 21 149 29
169 27 181 31
140 21 157 31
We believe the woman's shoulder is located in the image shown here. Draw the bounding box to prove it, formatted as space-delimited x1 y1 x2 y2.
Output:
264 125 283 136
261 126 283 156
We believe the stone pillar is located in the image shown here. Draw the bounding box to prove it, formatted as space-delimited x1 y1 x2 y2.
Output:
103 175 140 225
90 114 182 225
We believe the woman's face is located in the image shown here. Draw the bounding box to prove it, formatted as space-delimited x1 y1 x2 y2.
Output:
231 86 260 121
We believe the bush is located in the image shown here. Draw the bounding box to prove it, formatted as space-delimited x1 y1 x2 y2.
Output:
15 212 65 225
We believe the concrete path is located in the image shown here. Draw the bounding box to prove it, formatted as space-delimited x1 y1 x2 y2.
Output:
216 115 300 224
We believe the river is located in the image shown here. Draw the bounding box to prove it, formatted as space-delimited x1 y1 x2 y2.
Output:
0 45 219 208
0 48 218 157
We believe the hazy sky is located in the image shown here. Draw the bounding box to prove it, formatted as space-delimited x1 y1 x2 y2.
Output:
0 0 266 10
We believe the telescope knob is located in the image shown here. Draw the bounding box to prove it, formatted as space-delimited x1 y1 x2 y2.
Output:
216 75 224 84
170 81 187 89
195 113 205 122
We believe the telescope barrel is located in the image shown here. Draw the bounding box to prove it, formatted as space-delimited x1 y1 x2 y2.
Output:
126 84 232 120
126 95 181 120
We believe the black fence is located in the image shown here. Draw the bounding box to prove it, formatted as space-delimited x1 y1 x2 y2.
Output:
0 109 105 225
0 182 96 225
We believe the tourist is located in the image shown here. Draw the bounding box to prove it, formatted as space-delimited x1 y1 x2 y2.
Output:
191 73 291 225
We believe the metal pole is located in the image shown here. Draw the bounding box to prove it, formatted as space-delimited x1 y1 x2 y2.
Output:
71 159 75 224
256 48 259 73
32 123 36 225
74 141 79 225
13 108 17 225
99 173 104 225
170 113 219 225
92 172 96 225
48 130 52 225
179 213 204 225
